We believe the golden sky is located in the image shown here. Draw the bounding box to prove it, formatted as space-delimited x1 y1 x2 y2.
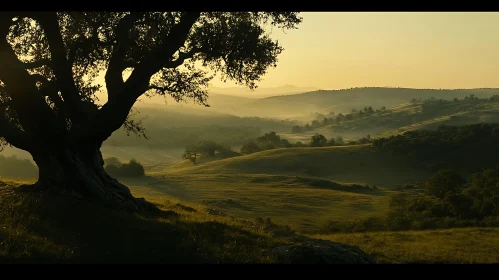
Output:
210 12 499 90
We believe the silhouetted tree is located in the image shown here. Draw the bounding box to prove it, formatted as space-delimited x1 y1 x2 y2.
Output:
280 138 292 148
183 145 200 164
196 140 219 157
0 12 302 208
185 140 236 159
105 158 145 177
310 133 327 147
327 138 336 146
257 131 281 149
240 141 261 155
311 120 321 128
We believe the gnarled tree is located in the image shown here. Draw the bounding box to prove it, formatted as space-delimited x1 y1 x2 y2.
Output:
0 12 302 210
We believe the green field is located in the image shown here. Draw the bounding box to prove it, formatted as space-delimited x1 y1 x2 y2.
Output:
161 145 429 187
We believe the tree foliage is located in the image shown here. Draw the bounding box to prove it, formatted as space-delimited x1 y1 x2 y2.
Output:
373 123 499 173
0 12 302 154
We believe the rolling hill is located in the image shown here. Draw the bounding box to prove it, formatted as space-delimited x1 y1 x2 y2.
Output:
285 94 499 142
120 145 429 232
164 144 429 187
250 87 499 118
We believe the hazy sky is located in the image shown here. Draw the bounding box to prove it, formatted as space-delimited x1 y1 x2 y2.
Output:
210 12 499 90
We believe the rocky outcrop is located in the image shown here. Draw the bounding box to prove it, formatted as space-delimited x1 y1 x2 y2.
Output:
273 237 375 264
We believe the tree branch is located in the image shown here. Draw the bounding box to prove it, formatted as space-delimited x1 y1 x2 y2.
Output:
164 47 203 68
67 37 95 66
34 12 85 122
67 21 105 67
105 12 145 100
0 35 61 143
147 85 169 94
123 12 201 100
70 13 201 145
22 59 52 69
31 74 63 106
0 114 33 152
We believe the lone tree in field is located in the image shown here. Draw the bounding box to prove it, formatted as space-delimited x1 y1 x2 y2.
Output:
0 12 302 210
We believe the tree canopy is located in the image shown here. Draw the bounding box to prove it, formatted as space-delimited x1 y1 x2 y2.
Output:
0 12 302 154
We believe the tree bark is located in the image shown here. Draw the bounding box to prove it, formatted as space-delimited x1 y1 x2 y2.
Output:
20 144 159 215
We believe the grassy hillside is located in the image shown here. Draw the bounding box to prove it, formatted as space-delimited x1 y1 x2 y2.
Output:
284 95 499 142
251 87 499 117
123 174 391 233
0 145 419 233
164 145 429 187
3 180 498 264
0 182 289 263
116 145 429 232
313 228 499 264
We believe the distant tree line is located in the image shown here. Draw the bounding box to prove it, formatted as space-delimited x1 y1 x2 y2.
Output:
239 132 373 155
183 141 239 164
291 106 387 134
295 94 499 138
372 123 499 174
182 131 374 163
321 168 499 233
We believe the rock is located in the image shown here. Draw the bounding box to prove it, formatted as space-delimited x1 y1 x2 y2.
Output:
273 238 375 264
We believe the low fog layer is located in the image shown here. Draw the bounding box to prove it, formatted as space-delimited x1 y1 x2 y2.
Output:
5 87 499 180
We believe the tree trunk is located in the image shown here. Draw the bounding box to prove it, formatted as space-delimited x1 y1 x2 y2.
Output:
20 144 159 215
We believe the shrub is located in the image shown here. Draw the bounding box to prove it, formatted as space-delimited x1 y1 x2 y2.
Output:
104 158 145 178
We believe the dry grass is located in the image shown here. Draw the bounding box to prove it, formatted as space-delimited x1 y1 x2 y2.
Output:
125 174 391 233
117 144 426 232
312 228 499 264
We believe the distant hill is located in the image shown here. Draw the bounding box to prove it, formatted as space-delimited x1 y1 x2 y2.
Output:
110 87 499 120
288 94 499 142
250 87 499 118
166 144 429 188
207 85 319 98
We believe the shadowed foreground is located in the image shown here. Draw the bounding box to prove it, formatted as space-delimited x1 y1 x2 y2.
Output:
0 182 374 264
